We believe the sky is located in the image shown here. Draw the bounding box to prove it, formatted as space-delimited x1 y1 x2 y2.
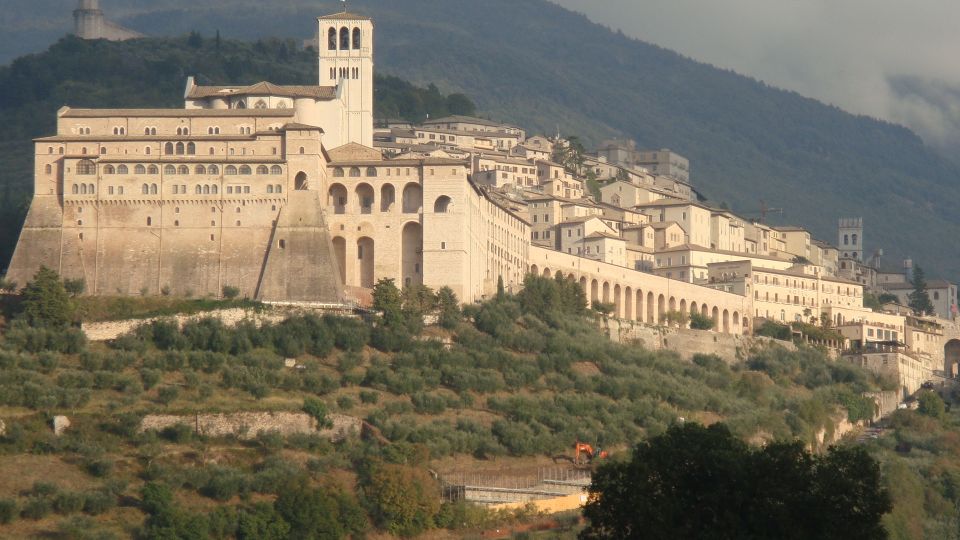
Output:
553 0 960 153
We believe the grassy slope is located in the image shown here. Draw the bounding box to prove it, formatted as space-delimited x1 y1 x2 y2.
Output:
0 287 886 536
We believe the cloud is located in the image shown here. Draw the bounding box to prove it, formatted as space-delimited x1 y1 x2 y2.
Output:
552 0 960 152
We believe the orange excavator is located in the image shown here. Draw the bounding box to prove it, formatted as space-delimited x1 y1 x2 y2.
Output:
574 441 608 465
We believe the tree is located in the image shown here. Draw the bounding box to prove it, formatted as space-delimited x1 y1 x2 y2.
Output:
435 286 461 329
187 31 203 49
222 285 240 300
581 423 890 540
689 311 714 330
19 266 74 328
917 390 945 420
372 278 403 325
908 265 935 315
274 478 365 540
363 463 440 537
302 398 333 429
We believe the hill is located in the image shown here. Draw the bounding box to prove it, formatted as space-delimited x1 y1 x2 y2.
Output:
0 274 897 537
0 34 474 269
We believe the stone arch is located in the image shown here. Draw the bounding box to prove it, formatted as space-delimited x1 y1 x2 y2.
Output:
380 184 396 212
332 236 346 284
555 270 564 280
636 289 644 322
328 183 347 214
613 284 622 317
712 307 720 331
657 294 666 323
946 339 960 377
602 282 611 304
401 222 423 288
590 279 599 305
294 172 309 190
542 267 552 278
647 291 655 323
702 304 709 318
679 299 687 316
624 286 633 321
353 27 362 49
733 312 741 332
690 301 698 316
357 237 375 288
434 195 452 213
723 309 730 333
356 183 374 214
339 27 350 50
402 183 422 213
327 27 337 50
530 265 539 277
669 296 677 313
579 277 588 295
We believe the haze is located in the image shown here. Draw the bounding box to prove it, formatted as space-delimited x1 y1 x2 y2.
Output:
553 0 960 154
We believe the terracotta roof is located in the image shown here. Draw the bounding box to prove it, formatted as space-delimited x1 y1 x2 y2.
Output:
585 232 624 241
186 82 337 100
318 11 372 20
282 123 324 132
60 108 295 118
423 115 512 128
648 221 683 230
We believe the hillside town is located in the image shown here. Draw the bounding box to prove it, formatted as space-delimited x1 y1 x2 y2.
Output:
5 4 959 409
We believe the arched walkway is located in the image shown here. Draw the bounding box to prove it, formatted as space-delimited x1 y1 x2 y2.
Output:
328 184 347 214
590 280 599 305
332 237 346 284
402 183 422 213
602 282 611 304
401 222 423 288
946 339 960 377
647 292 655 323
624 286 632 321
722 309 730 333
712 307 720 331
357 237 375 288
356 183 374 214
614 285 622 318
657 294 666 323
295 172 308 190
380 184 396 212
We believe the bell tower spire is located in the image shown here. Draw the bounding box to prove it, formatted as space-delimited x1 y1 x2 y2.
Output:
318 10 374 148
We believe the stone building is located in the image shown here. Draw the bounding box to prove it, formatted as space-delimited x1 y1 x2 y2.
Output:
73 0 143 42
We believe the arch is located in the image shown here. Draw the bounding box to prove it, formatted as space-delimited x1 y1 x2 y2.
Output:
186 142 195 155
851 233 858 246
657 295 666 323
135 164 146 174
647 292 655 323
530 265 539 277
195 185 202 195
45 164 52 174
164 165 176 175
141 183 149 195
340 27 350 50
195 165 206 175
295 172 308 190
357 237 375 288
80 184 88 195
332 236 346 284
624 287 632 321
104 165 116 175
148 165 159 174
236 101 246 110
434 195 452 213
722 309 730 333
209 164 219 175
679 299 687 317
239 165 252 175
702 304 710 318
164 142 174 155
150 184 158 195
117 164 128 174
538 267 549 278
353 27 361 49
71 184 79 195
712 307 720 331
211 184 218 195
380 184 396 212
579 277 587 296
329 183 348 214
669 296 676 313
257 165 269 175
690 302 699 316
402 183 423 213
275 184 282 193
349 167 361 177
356 183 375 214
613 284 622 318
945 340 960 377
636 289 644 322
590 280 599 305
254 100 267 109
402 222 423 288
267 185 274 194
270 165 282 175
602 282 611 304
733 312 741 332
366 167 377 177
178 165 189 175
333 167 345 177
175 142 184 155
76 159 95 175
328 27 337 50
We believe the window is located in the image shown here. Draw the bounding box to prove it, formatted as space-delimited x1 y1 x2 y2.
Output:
366 167 377 177
142 184 150 195
299 147 305 155
145 147 151 155
196 185 202 194
187 142 196 155
333 167 345 177
257 165 269 175
209 165 219 175
244 186 250 194
340 27 349 49
267 185 274 194
350 167 361 177
147 217 152 226
117 164 128 174
150 184 158 194
108 186 114 195
328 27 337 50
76 160 96 175
148 165 158 174
275 185 282 193
239 165 251 175
271 165 282 175
212 185 218 194
353 27 361 49
164 165 176 175
164 142 174 155
178 165 189 175
71 184 78 194
104 165 116 175
225 165 237 175
195 165 206 175
175 142 185 155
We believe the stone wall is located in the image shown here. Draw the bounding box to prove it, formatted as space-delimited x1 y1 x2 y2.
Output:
603 318 796 363
864 390 900 422
139 411 361 441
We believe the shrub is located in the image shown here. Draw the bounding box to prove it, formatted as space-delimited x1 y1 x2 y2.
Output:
360 390 380 404
222 285 241 299
21 497 52 520
201 467 249 501
364 463 441 537
53 491 86 514
19 267 75 328
918 390 946 420
156 385 180 405
0 499 16 524
303 398 333 428
689 312 715 330
336 395 355 411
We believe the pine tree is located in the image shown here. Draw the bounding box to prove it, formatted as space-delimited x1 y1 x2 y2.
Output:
908 265 935 315
19 266 74 328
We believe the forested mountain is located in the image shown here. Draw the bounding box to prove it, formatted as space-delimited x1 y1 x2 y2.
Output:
0 35 473 269
1 0 959 278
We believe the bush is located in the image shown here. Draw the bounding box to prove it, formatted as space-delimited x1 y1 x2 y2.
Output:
918 390 946 420
222 285 241 299
364 463 441 537
689 312 715 330
21 497 52 520
53 491 86 514
360 390 380 404
156 385 180 405
303 398 332 428
336 395 355 411
0 499 16 524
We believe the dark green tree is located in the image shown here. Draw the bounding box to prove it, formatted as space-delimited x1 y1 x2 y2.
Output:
19 266 74 328
273 478 365 540
435 286 461 329
187 31 203 49
908 265 935 315
372 278 404 326
581 423 890 540
236 503 289 540
917 389 945 420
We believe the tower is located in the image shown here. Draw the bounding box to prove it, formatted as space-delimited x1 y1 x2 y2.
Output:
73 0 104 40
838 217 863 261
318 11 374 148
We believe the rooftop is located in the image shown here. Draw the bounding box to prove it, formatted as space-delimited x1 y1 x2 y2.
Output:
186 81 337 100
59 107 295 118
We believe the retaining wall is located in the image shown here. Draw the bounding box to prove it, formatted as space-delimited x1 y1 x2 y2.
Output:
604 319 796 363
139 411 361 441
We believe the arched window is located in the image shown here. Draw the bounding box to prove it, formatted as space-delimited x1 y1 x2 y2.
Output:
299 147 305 154
225 165 237 175
353 27 361 49
104 165 116 175
366 167 377 177
208 127 214 135
113 127 119 135
349 167 361 177
209 148 215 155
135 164 146 174
187 142 196 155
328 27 337 50
434 195 452 213
211 185 218 195
117 164 128 174
254 100 267 109
142 184 150 195
270 165 282 175
196 185 202 194
208 165 219 175
144 128 151 135
333 167 345 177
295 172 308 191
201 185 209 195
164 165 176 175
275 185 282 193
150 184 158 194
340 27 350 50
145 147 151 155
148 165 159 174
99 147 106 155
76 159 96 175
178 165 189 175
267 185 274 194
80 184 88 195
45 164 52 174
851 233 858 245
257 165 269 175
72 184 78 194
175 142 185 155
239 165 251 175
164 142 174 155
195 165 206 175
150 128 157 135
236 101 246 110
59 147 64 155
88 184 95 194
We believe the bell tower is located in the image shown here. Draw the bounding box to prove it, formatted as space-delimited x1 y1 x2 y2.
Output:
318 10 374 148
73 0 105 40
838 217 863 261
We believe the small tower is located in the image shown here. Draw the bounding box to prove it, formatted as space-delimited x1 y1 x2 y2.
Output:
73 0 105 40
838 217 863 261
318 10 374 148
